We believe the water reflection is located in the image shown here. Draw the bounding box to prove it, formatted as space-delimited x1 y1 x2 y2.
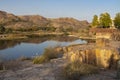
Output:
0 35 87 60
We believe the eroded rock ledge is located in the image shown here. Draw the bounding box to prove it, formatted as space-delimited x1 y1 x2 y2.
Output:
61 38 120 69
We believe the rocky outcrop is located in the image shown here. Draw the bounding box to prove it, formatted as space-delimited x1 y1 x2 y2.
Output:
95 48 119 68
62 39 120 69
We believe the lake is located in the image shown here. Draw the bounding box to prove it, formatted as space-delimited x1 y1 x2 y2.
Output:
0 35 87 61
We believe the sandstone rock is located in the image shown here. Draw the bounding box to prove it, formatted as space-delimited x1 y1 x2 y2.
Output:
62 47 68 53
70 51 82 63
96 38 109 47
63 39 120 69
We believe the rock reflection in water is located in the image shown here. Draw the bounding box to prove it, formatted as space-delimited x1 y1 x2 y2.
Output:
0 35 87 60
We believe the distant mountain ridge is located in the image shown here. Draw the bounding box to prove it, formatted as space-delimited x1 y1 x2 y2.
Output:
0 10 90 30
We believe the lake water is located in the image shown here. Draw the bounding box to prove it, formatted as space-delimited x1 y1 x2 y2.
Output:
0 35 87 61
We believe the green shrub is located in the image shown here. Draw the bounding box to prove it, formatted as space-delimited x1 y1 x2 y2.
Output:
62 61 99 80
33 47 62 64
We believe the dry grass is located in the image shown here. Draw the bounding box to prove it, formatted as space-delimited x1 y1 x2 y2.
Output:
62 61 99 80
0 60 22 70
33 56 48 64
17 56 32 61
33 47 63 64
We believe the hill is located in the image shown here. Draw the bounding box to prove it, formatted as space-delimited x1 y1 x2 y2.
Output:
0 11 90 31
48 18 89 30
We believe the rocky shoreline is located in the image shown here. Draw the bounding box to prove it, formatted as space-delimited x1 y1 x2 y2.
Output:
0 40 120 80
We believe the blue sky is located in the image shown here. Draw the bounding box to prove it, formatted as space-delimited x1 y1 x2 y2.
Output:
0 0 120 22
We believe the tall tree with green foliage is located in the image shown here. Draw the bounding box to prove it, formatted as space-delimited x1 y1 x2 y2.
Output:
91 15 99 28
0 25 5 34
114 13 120 29
99 12 112 28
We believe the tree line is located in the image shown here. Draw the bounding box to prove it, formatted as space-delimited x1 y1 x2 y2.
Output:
91 12 120 29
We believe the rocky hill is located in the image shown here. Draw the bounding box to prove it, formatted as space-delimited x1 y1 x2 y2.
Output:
0 11 19 24
19 15 48 27
48 18 89 29
0 11 90 30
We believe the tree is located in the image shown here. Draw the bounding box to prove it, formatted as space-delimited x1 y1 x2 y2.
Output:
99 12 112 28
91 15 99 28
114 13 120 29
0 25 5 34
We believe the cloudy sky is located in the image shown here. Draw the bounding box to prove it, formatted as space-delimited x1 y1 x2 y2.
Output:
0 0 120 22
